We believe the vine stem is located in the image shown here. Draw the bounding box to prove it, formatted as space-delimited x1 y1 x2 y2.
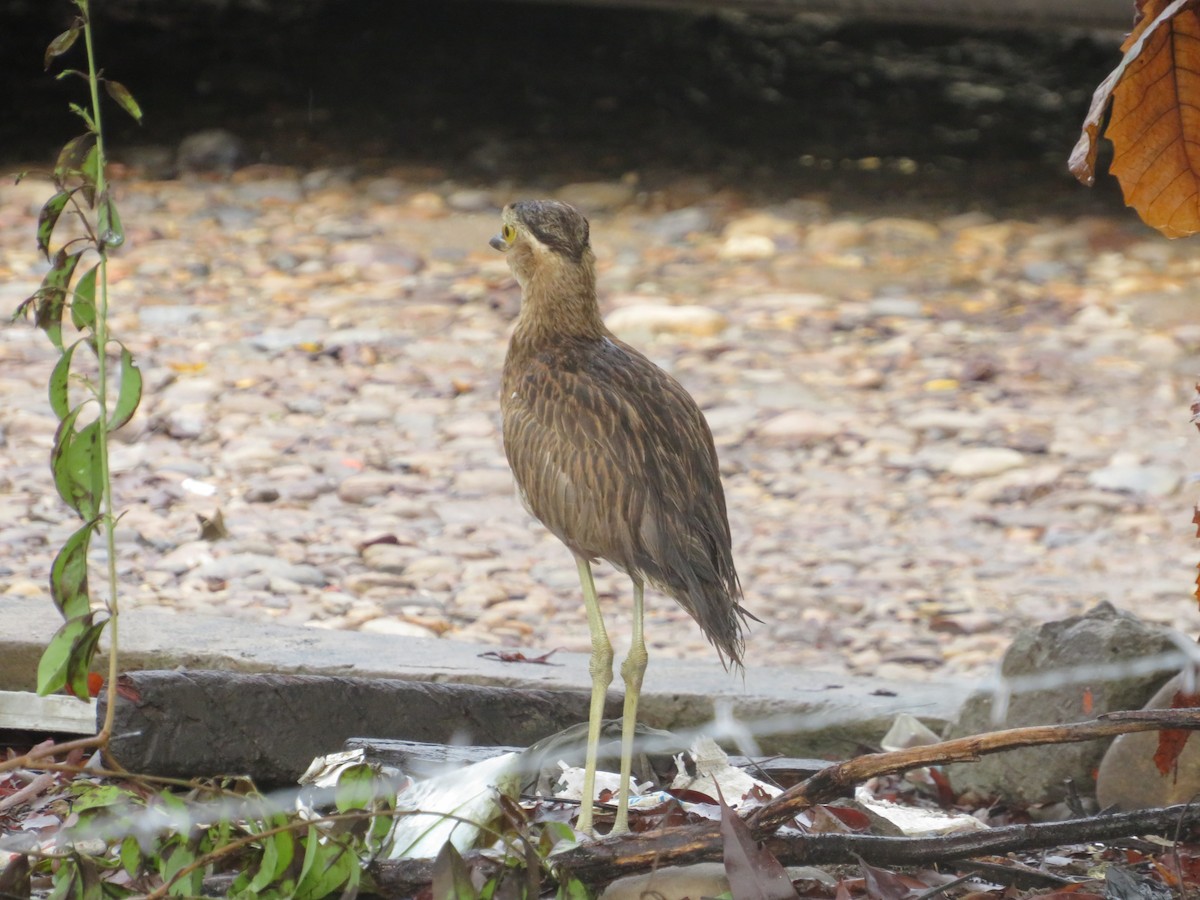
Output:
77 0 120 747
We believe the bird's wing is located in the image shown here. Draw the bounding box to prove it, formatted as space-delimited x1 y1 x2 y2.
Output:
502 337 729 578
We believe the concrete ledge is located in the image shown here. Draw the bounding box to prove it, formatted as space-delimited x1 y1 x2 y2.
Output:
1 597 970 759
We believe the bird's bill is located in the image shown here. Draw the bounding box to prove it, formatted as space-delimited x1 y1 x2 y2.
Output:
489 234 507 252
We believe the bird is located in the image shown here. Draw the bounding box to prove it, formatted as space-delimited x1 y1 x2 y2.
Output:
490 199 754 836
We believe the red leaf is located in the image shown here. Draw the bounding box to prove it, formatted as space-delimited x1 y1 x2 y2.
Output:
1082 687 1094 715
716 784 799 900
1153 690 1200 776
820 805 873 832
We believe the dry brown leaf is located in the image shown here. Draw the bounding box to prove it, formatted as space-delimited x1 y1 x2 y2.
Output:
1071 0 1200 238
1153 690 1200 776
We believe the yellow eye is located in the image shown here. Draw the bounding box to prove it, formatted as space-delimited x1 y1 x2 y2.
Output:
501 224 516 242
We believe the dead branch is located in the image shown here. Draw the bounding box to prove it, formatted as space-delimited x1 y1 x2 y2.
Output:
749 707 1200 833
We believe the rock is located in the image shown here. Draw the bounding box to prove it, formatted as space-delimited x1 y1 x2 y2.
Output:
1096 672 1200 810
756 410 842 445
848 368 885 389
244 481 281 503
717 234 776 260
1088 460 1180 497
600 864 730 900
640 206 714 242
868 297 924 318
605 304 728 340
556 181 635 212
191 553 327 587
908 410 987 435
361 542 414 575
176 128 245 174
944 603 1183 809
358 618 440 638
946 448 1026 478
337 473 401 505
446 189 495 212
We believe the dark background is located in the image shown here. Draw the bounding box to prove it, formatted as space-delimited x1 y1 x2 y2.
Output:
3 1 1127 215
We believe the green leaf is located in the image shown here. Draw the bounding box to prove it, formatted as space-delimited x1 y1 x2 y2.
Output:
44 25 81 69
49 340 80 420
104 80 143 123
294 832 356 900
37 189 72 260
335 763 377 813
34 249 83 351
555 876 591 900
52 407 101 520
71 264 97 331
37 614 91 696
248 827 295 894
65 619 106 702
71 783 129 812
79 145 99 202
432 841 476 900
120 835 141 878
66 419 103 519
162 843 201 897
54 134 95 182
50 517 98 619
46 861 81 900
97 192 124 250
108 344 142 432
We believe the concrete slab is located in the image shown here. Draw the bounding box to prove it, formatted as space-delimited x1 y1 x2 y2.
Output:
0 597 969 759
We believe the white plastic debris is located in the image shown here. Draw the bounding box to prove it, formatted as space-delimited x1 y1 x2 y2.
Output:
669 737 780 806
880 713 942 751
388 751 522 859
852 784 985 836
553 761 644 802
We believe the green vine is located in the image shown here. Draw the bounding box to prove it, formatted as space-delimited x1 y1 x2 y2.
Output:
13 0 143 739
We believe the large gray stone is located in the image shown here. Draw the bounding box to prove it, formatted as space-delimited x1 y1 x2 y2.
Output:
944 602 1184 810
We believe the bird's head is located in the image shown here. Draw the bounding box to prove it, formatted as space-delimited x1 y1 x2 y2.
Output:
490 200 592 288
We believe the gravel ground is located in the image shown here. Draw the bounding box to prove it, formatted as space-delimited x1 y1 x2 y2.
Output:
1 6 1197 685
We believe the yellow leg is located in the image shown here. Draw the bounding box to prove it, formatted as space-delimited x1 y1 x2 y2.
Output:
574 555 612 837
612 578 647 836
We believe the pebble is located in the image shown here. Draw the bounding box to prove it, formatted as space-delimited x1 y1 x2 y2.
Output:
640 206 714 242
1088 462 1180 497
756 410 842 445
337 473 401 505
191 553 327 586
946 448 1027 478
556 180 635 212
176 128 245 173
605 304 728 339
359 618 441 638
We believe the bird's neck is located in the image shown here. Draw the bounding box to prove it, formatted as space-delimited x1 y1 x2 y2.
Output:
514 255 606 344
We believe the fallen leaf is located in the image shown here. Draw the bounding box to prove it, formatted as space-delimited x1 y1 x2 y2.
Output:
1153 688 1200 776
855 854 914 900
717 783 799 900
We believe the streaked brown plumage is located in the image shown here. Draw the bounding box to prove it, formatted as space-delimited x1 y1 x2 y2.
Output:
491 199 753 836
